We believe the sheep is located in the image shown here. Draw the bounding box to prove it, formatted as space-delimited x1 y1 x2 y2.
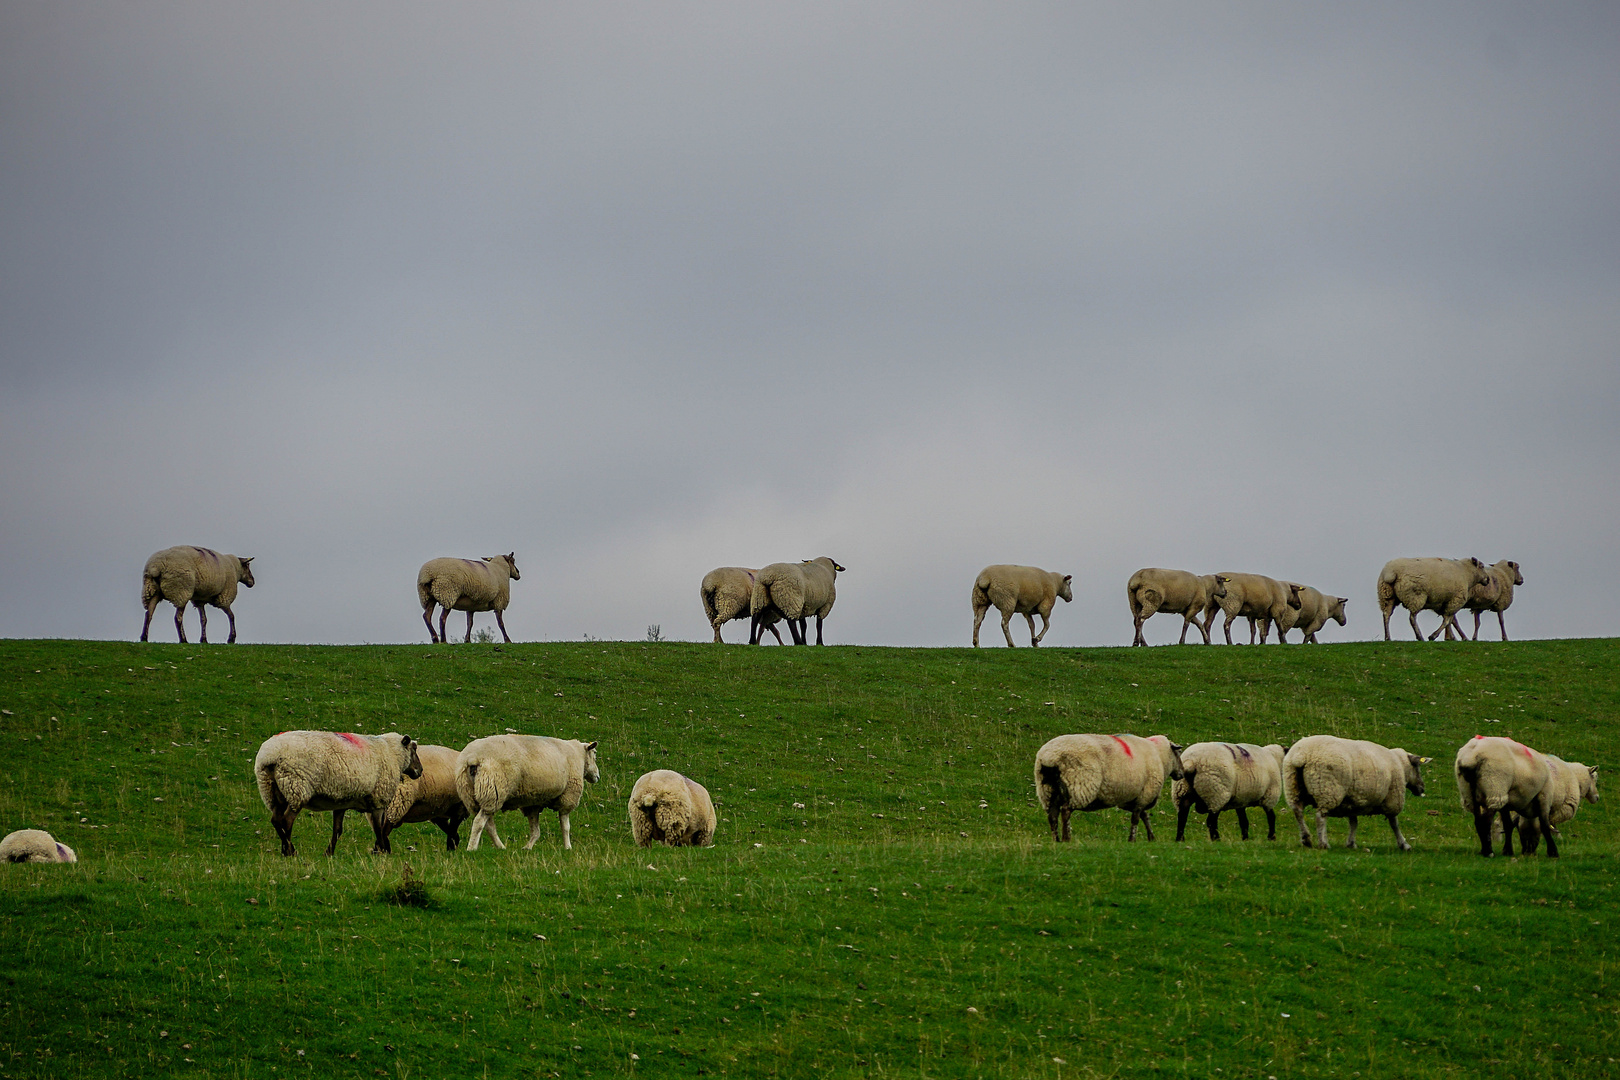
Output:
376 744 469 853
750 557 845 645
455 735 600 851
1033 733 1185 842
1274 586 1349 644
1376 556 1492 641
0 829 77 864
1172 742 1287 842
1453 735 1557 857
628 770 717 847
700 567 784 644
140 546 255 644
1283 735 1431 850
417 553 520 643
973 565 1074 648
1515 754 1600 855
1127 569 1228 646
253 731 423 857
1446 560 1524 642
1202 573 1303 645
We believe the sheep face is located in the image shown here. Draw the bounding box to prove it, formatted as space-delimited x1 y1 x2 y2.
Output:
1329 597 1349 626
1285 583 1303 610
1506 561 1523 586
239 557 256 589
1166 741 1185 781
583 741 600 784
504 553 520 581
1211 575 1230 602
1582 766 1601 804
1467 558 1491 587
401 736 424 780
1403 754 1432 797
1058 575 1073 603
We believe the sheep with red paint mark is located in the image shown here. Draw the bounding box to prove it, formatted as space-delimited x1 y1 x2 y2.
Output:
1034 733 1185 842
1 828 76 864
1284 735 1430 851
1455 735 1559 857
1173 742 1287 841
417 553 520 643
254 730 423 857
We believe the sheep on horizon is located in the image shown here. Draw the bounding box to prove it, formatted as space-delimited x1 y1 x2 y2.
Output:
417 553 520 643
140 546 255 644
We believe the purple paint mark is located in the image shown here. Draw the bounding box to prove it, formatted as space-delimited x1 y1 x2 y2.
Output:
1110 735 1132 757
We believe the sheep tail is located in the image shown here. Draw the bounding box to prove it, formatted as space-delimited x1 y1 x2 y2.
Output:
1038 764 1069 810
141 571 160 606
1457 763 1485 813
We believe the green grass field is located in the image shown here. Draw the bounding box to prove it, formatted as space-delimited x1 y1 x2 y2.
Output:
1 638 1616 1079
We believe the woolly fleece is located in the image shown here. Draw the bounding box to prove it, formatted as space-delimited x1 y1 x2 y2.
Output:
254 730 423 857
456 734 600 851
628 769 717 848
1033 733 1184 842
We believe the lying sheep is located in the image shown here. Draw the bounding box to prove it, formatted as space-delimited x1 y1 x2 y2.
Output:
0 829 77 864
376 744 469 853
973 565 1073 648
417 553 520 643
456 735 600 851
1283 735 1430 850
1203 573 1302 645
750 558 844 645
140 546 255 644
1454 735 1556 857
700 567 783 644
628 770 717 847
1127 569 1228 646
1274 586 1349 644
1516 754 1600 854
254 731 423 857
1376 557 1491 641
1033 733 1185 842
1446 560 1524 642
1173 742 1287 841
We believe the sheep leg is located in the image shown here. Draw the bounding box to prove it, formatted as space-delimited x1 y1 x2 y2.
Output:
1047 799 1066 842
422 605 440 643
1496 611 1509 642
1000 610 1017 648
268 788 299 856
1256 617 1271 645
1263 807 1277 840
173 603 189 644
194 602 209 644
765 622 785 645
972 605 988 647
815 614 825 645
464 611 475 643
140 597 160 642
1386 813 1412 852
523 811 544 850
1060 808 1071 842
495 609 511 643
1176 614 1191 645
794 618 809 645
367 811 391 855
1345 814 1359 848
1409 609 1425 641
1234 807 1252 840
1222 612 1237 646
1315 809 1330 849
224 606 238 644
1205 811 1221 842
1127 810 1139 841
1174 796 1191 842
1138 809 1155 841
438 607 451 643
559 811 573 850
1538 811 1559 858
1032 612 1051 646
1025 612 1039 646
466 810 492 851
326 810 346 857
1498 809 1516 856
1196 610 1213 645
1517 816 1540 854
1293 802 1311 847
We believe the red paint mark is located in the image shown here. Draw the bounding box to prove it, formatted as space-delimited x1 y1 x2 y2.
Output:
339 732 364 747
1518 743 1532 758
1474 735 1484 740
1110 735 1133 757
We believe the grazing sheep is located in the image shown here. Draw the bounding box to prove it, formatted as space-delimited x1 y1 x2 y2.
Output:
1446 560 1524 642
0 829 77 864
1283 735 1430 850
1127 569 1229 646
1274 586 1349 644
1202 573 1303 645
1376 557 1492 641
456 735 600 851
628 770 717 848
1033 733 1185 842
417 553 520 643
254 731 423 857
1454 735 1556 858
376 744 469 853
140 546 255 644
700 567 784 644
750 558 845 645
1516 754 1600 854
973 565 1074 648
1173 742 1287 842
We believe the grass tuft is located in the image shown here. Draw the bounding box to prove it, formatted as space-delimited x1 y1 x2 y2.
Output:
381 861 433 908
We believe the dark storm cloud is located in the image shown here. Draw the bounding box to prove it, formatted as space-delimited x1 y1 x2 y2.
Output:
2 3 1616 646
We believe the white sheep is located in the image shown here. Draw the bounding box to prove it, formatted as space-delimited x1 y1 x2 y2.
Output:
456 735 600 851
1127 569 1228 646
1515 753 1600 854
973 565 1073 648
376 744 469 853
253 730 423 857
140 546 255 644
1202 573 1302 645
417 553 520 643
1376 556 1491 641
1454 735 1557 857
1274 586 1349 644
700 567 784 644
628 770 717 847
1283 735 1431 850
750 558 845 645
0 828 77 863
1446 560 1524 642
1033 733 1185 842
1172 742 1287 841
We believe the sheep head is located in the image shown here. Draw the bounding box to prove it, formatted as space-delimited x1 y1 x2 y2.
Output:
398 735 423 780
1466 558 1491 587
1058 574 1074 603
1505 560 1523 586
1403 753 1432 797
1210 574 1230 601
1329 597 1349 626
582 741 600 784
1285 583 1303 610
239 557 256 588
1582 765 1600 804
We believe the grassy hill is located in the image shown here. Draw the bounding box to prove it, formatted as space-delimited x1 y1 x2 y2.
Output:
1 637 1615 1078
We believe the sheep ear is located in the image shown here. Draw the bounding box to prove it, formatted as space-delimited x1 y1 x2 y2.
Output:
241 556 254 564
586 741 598 752
1063 575 1073 583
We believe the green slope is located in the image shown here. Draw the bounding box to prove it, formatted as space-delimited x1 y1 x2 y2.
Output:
1 638 1615 1078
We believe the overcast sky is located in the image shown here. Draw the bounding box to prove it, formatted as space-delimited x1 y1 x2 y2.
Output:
2 3 1616 647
